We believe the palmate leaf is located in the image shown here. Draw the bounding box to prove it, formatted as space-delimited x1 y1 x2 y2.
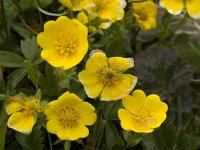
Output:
15 125 44 150
135 47 193 101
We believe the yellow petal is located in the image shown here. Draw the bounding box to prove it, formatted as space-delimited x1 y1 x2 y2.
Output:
186 0 200 19
86 50 108 72
145 94 168 114
150 113 167 128
118 109 134 131
46 120 89 141
75 102 97 125
122 89 146 114
78 70 104 98
7 111 35 134
108 57 134 72
159 0 184 15
41 49 66 67
6 95 24 115
100 75 137 101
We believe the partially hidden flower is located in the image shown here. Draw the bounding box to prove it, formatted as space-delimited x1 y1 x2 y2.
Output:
37 16 88 70
132 0 157 30
78 50 137 101
118 90 168 133
58 0 94 11
6 91 43 134
84 0 126 28
44 91 97 141
159 0 200 19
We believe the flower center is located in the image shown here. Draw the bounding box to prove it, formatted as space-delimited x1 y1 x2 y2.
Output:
133 108 156 129
136 9 148 21
54 32 78 56
25 99 40 113
60 107 80 128
98 66 122 85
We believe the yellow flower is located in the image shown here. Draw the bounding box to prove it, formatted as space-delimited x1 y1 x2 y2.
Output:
6 92 42 134
132 1 157 30
86 0 126 23
78 50 137 101
118 90 168 133
159 0 200 19
44 91 97 141
58 0 94 11
37 16 88 70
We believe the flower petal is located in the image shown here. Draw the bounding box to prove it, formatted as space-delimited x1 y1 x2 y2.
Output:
41 49 66 67
186 0 200 19
100 74 137 101
6 95 24 115
122 89 146 114
118 109 134 131
7 111 35 134
108 57 134 72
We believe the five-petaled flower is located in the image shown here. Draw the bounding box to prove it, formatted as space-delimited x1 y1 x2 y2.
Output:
37 16 88 70
78 50 137 101
132 0 157 30
6 91 42 134
118 90 168 133
44 91 97 141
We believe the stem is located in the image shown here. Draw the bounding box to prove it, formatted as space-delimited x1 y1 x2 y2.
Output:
47 132 53 150
19 14 38 35
0 88 9 150
33 0 68 17
192 79 200 83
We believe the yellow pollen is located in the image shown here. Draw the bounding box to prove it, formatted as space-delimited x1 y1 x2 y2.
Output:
55 33 78 56
25 99 40 112
60 107 80 128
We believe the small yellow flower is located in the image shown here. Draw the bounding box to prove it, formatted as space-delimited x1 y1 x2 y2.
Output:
44 91 97 141
58 0 94 11
118 90 168 133
86 0 126 23
160 0 200 19
37 16 88 70
132 1 157 30
78 50 137 101
6 92 42 134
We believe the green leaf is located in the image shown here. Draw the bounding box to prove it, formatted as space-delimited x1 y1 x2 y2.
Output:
64 141 71 150
15 125 44 150
0 51 25 67
23 60 41 87
174 34 200 71
106 121 124 150
103 101 122 120
21 37 40 63
11 23 30 38
7 68 27 88
153 124 176 150
123 131 143 148
176 129 190 150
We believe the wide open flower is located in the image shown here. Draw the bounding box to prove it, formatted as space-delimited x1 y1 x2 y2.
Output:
37 16 88 70
118 90 168 133
160 0 200 19
58 0 94 11
44 91 96 141
132 1 157 30
6 92 42 134
78 50 137 101
85 0 126 27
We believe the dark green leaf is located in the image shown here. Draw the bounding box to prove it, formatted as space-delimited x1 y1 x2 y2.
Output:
106 121 124 150
11 23 30 39
21 37 40 63
123 131 143 148
176 129 190 150
0 51 25 67
64 141 71 150
15 125 44 150
103 101 122 120
7 68 27 88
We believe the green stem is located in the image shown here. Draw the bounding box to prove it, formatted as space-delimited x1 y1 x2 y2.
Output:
47 132 53 150
192 79 200 83
33 0 68 16
0 88 9 150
